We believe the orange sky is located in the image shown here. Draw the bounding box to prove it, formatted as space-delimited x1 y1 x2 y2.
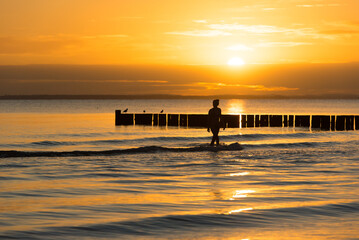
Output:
0 0 358 96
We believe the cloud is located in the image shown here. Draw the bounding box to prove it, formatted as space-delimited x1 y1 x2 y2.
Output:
1 64 358 96
116 16 144 19
16 79 168 83
319 21 359 36
319 30 359 35
197 82 299 92
82 34 128 39
296 4 341 8
257 42 313 47
226 44 254 51
208 23 319 36
223 4 279 13
231 17 254 20
0 33 130 55
262 8 277 11
166 30 231 37
252 86 299 92
0 35 82 54
193 20 207 23
208 24 286 33
208 23 335 39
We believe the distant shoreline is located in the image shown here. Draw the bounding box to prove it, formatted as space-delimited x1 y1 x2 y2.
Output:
1 95 358 100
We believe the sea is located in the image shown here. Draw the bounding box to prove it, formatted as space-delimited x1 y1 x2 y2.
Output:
0 99 359 240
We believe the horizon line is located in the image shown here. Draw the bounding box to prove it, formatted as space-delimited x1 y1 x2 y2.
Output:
0 62 358 67
1 94 359 100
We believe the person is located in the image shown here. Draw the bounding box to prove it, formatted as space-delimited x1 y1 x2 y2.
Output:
207 99 225 146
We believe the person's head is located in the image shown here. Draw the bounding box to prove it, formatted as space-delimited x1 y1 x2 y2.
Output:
213 99 219 107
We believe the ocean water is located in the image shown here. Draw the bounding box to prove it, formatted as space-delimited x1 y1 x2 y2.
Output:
0 99 359 240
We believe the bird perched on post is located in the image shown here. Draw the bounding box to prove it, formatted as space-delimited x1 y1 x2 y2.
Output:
123 108 128 113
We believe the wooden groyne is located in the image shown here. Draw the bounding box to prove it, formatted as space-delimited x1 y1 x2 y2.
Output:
115 110 359 131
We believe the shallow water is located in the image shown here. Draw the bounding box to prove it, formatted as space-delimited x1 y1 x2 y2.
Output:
0 99 359 239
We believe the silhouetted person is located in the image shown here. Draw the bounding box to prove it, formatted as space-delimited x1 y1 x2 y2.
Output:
123 108 128 113
160 110 164 113
208 99 224 146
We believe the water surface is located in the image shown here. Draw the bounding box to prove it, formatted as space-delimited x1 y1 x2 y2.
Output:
0 99 358 239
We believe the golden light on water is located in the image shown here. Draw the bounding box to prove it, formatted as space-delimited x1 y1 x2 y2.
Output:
230 190 256 200
229 172 250 176
227 208 254 215
226 100 245 114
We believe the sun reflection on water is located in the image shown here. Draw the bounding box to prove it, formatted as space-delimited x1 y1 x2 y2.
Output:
225 100 245 114
230 190 256 200
227 207 253 215
229 172 250 176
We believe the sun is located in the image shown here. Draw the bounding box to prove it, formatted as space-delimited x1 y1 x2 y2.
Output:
227 57 246 66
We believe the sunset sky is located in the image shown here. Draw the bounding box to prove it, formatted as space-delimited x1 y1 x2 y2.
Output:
0 0 358 96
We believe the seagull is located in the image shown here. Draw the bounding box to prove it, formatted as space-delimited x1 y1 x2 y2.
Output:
160 110 164 113
123 108 128 113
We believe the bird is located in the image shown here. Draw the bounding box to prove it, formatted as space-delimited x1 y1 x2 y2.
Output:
160 110 164 113
123 108 128 113
143 110 146 113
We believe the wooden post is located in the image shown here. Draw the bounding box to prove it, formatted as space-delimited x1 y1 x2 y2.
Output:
115 111 358 131
247 115 254 128
270 115 282 127
168 114 179 126
118 113 134 125
295 115 310 128
312 115 330 130
180 114 188 127
153 114 159 126
331 116 336 131
260 115 269 127
115 110 121 125
255 115 260 127
188 114 208 128
336 116 345 131
159 114 167 126
222 115 240 128
241 115 247 128
321 116 330 130
283 115 288 127
346 116 354 130
288 115 294 127
312 115 321 129
135 114 152 125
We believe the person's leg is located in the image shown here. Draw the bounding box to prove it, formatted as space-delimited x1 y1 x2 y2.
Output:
211 128 219 146
210 130 216 145
210 135 215 146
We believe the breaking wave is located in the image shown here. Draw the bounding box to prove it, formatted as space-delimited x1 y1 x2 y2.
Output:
0 143 243 158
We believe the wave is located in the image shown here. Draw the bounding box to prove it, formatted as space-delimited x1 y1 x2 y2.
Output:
0 143 243 158
31 140 77 146
242 141 324 149
0 139 349 158
0 132 337 148
1 202 358 239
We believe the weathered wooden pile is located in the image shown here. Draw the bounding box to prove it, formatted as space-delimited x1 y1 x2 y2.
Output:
115 110 359 131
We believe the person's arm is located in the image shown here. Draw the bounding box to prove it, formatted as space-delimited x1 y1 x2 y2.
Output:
207 109 211 132
220 109 225 130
